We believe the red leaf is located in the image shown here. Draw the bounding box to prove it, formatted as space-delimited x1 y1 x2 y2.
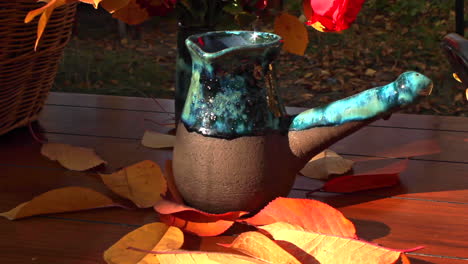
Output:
318 159 408 193
241 197 357 238
154 199 248 237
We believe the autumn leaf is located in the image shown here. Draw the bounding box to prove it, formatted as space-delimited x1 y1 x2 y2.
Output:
300 149 354 180
141 130 175 149
25 0 75 50
41 143 106 171
154 199 248 237
79 0 102 8
163 160 184 204
112 0 150 25
314 159 408 193
221 231 302 264
274 13 309 56
0 187 116 220
156 251 270 264
101 0 131 13
242 197 356 238
197 236 238 254
104 222 184 264
100 160 167 208
260 222 421 264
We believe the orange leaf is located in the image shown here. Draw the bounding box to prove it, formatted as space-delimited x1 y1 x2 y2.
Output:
241 197 356 238
154 199 248 236
274 13 309 56
25 0 73 50
156 251 270 264
198 236 238 254
0 187 116 220
318 159 408 193
104 222 184 264
41 143 106 171
163 160 184 204
100 0 131 13
260 222 420 264
100 160 167 208
222 231 301 264
79 0 102 8
112 0 150 25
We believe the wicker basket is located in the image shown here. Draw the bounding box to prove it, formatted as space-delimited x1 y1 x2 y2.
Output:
0 1 77 136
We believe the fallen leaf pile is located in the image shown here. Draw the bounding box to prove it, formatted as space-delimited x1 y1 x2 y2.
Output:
1 142 422 263
104 197 421 264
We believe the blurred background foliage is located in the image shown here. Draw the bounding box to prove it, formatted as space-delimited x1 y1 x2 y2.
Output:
53 0 467 116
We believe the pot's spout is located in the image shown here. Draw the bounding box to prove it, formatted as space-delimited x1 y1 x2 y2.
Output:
287 71 432 162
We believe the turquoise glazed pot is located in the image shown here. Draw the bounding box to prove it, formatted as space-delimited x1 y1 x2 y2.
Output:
175 24 213 123
173 31 433 213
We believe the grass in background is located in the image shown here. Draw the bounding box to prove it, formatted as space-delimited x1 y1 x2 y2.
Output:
52 1 467 116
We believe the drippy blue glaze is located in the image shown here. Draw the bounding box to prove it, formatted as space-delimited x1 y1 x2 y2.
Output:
181 31 289 138
289 71 433 131
181 31 433 139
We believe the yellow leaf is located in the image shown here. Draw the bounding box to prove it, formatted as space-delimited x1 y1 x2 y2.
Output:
310 21 325 32
112 0 149 25
100 160 167 208
300 149 354 180
365 68 377 76
141 130 175 149
104 222 184 264
41 143 106 171
157 251 270 264
101 0 131 13
225 231 301 264
0 187 115 220
25 0 71 50
260 222 406 264
453 73 462 83
78 0 102 8
274 13 309 56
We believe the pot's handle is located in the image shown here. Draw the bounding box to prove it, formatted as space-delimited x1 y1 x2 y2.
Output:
289 71 432 131
441 33 468 88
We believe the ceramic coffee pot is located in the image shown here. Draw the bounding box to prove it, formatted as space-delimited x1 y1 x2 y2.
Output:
173 31 433 213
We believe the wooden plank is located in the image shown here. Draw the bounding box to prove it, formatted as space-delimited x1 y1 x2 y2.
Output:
39 105 174 139
0 127 171 172
0 217 135 264
1 129 465 206
38 105 468 163
47 92 468 132
46 92 174 114
331 126 468 163
294 158 468 203
290 190 468 259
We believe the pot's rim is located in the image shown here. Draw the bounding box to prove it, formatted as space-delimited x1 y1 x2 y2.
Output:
185 30 282 61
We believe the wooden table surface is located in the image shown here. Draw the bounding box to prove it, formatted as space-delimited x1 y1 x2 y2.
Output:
0 92 467 264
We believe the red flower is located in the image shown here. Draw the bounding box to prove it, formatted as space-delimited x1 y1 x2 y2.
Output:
303 0 365 32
